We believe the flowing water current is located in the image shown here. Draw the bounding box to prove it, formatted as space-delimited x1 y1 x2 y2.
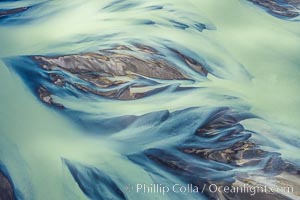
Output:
0 0 300 199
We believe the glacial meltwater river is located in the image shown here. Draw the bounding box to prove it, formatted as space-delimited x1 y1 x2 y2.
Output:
0 0 300 200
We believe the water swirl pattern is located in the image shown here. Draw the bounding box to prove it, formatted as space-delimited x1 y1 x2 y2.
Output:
0 0 300 200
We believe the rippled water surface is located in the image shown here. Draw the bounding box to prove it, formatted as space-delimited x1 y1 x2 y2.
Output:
0 0 300 200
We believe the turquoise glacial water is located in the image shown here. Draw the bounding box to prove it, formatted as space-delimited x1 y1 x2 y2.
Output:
0 0 300 200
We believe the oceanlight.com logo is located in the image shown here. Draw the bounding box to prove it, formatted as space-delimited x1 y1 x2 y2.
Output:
125 183 294 196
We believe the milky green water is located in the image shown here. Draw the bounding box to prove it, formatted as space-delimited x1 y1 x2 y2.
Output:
0 0 300 199
1 0 300 128
192 0 300 129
